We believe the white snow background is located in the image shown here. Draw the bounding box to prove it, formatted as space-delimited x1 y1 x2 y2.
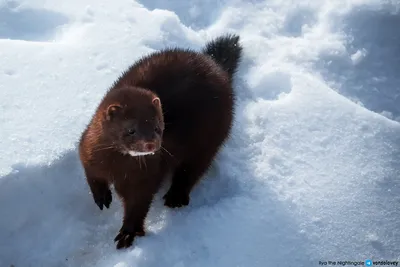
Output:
0 0 399 266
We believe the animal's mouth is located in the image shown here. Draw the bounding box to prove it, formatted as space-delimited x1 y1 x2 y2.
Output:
122 141 159 157
127 150 155 157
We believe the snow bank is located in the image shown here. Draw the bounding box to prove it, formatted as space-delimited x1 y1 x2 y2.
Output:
0 0 399 266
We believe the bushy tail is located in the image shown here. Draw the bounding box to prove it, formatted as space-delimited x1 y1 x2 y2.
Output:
202 34 243 78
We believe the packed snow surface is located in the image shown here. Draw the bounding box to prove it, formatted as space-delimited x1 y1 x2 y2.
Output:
0 0 399 266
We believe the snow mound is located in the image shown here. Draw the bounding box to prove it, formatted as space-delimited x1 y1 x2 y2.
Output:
0 0 399 266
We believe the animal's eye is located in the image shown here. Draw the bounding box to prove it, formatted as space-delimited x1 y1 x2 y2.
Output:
154 126 162 135
127 128 136 136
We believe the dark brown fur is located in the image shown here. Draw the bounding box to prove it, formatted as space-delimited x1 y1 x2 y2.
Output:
79 34 243 249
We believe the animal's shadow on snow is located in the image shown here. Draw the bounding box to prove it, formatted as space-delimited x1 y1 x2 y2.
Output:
0 150 98 267
316 6 400 120
0 0 69 42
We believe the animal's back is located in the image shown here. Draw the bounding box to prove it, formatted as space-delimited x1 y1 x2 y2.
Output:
113 48 235 158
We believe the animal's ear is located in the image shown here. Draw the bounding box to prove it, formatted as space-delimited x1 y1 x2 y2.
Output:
105 104 122 120
152 97 161 108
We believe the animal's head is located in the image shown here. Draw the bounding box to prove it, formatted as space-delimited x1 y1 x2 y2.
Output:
101 86 164 156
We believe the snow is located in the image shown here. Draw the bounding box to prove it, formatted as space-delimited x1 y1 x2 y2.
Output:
350 48 368 65
0 0 399 266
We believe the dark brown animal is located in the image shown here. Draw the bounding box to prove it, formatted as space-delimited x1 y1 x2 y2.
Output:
79 34 243 249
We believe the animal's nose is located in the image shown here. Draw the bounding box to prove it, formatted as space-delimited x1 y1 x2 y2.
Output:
143 142 156 152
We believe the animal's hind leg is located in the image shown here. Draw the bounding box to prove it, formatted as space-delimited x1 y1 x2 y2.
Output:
163 151 217 208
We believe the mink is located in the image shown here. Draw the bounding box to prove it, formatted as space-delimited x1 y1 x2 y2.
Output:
78 34 243 249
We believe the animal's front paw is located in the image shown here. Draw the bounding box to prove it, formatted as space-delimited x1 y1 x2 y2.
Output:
93 185 112 211
163 190 190 208
114 227 145 249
